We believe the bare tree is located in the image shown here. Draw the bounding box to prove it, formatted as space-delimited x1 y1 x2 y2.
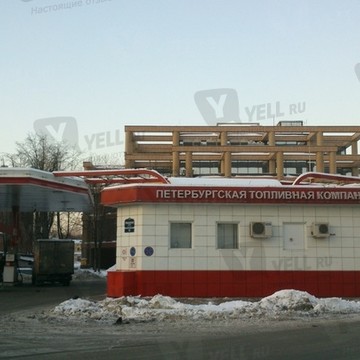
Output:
7 132 81 171
52 212 83 239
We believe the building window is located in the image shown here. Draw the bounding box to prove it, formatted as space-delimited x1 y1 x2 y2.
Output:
217 223 238 249
170 222 192 248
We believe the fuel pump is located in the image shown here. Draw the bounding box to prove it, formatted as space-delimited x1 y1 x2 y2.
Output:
1 232 18 284
3 252 18 283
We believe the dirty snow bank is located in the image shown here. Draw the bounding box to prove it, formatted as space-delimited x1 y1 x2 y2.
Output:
72 268 107 280
49 290 360 323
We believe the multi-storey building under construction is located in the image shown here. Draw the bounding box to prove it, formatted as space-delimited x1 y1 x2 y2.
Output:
124 122 360 179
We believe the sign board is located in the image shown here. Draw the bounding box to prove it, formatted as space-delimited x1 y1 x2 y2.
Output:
124 218 135 233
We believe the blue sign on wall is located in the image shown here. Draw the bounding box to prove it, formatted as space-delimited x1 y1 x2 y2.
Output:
144 246 154 257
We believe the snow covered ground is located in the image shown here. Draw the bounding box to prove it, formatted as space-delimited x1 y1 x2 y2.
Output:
3 269 360 359
45 268 360 325
5 267 360 359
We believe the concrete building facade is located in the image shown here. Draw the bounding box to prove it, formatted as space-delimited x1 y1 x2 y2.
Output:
124 123 360 179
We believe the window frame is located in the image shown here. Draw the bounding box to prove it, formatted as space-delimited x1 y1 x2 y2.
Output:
169 221 192 249
216 222 239 249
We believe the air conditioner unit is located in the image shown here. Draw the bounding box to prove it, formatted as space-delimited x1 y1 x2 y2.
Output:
311 223 330 238
250 222 272 238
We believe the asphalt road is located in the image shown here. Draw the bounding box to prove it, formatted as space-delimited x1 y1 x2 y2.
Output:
0 278 107 315
1 279 360 359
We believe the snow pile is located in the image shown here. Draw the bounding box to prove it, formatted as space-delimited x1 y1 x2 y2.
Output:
50 290 360 323
52 298 107 320
116 295 254 321
314 297 360 313
72 268 107 280
258 290 317 313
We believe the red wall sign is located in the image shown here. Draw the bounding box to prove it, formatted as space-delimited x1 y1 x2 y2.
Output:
102 185 360 206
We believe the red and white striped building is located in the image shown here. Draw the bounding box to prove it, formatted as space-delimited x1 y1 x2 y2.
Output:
102 172 360 298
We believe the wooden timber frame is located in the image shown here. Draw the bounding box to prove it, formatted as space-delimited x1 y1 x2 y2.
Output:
124 124 360 179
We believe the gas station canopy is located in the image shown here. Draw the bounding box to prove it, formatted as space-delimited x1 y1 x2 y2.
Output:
0 168 93 212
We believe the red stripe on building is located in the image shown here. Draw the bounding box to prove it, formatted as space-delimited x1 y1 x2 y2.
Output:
107 270 360 298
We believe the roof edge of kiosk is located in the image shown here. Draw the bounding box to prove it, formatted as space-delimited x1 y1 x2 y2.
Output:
0 167 93 212
101 172 360 206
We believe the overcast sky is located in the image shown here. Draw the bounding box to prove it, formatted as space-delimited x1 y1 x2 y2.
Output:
1 0 360 162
